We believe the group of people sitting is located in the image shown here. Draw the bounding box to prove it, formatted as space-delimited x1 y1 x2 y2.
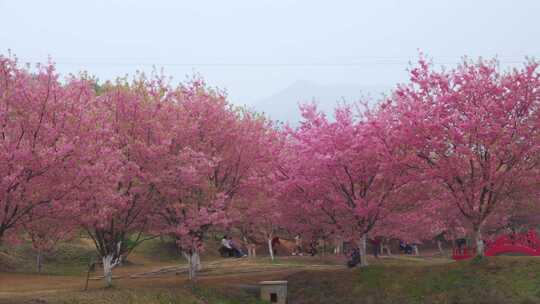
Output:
218 235 247 258
399 240 420 255
217 234 418 266
219 234 319 258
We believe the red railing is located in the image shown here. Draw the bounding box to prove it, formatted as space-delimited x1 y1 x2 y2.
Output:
452 247 475 260
451 229 540 260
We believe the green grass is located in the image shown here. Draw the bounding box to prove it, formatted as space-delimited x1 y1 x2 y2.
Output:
191 285 268 304
15 287 263 304
2 285 266 304
287 256 540 304
52 288 202 304
5 237 540 304
0 240 96 276
0 235 185 276
133 236 185 263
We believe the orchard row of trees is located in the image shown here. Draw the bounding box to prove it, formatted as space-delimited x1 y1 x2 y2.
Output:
1 55 540 285
0 55 284 284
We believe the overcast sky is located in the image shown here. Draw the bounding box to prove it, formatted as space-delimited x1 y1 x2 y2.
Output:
1 0 540 106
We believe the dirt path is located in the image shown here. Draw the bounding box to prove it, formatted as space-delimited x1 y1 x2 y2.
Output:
0 254 453 304
0 257 345 300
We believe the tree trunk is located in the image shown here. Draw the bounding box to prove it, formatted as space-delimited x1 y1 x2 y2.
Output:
359 234 368 267
182 251 198 281
247 244 256 258
267 238 275 261
334 238 343 255
474 227 484 257
413 244 420 256
437 240 445 255
101 241 122 287
102 254 114 288
242 236 255 258
188 254 195 281
36 250 43 273
0 229 5 246
385 244 392 256
194 250 202 271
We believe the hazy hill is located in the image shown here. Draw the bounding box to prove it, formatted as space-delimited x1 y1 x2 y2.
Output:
253 80 391 124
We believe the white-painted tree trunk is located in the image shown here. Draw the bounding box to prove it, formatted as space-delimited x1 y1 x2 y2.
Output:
194 250 202 271
334 238 343 255
413 244 420 256
184 252 193 280
474 228 484 257
359 234 368 267
102 254 115 288
102 241 122 287
384 244 392 256
437 240 445 255
182 250 201 281
267 238 275 261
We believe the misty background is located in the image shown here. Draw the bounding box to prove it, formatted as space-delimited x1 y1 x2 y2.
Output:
1 0 539 123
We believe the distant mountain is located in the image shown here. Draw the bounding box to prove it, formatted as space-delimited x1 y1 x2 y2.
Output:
252 80 391 124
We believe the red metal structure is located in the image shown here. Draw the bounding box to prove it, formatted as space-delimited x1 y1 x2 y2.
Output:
452 229 540 260
452 247 475 260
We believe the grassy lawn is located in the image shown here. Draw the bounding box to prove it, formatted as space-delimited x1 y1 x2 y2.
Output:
0 240 96 276
0 286 265 304
287 256 540 304
3 238 540 304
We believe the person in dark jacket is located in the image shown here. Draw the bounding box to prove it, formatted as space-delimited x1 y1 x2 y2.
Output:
228 236 247 258
347 247 361 268
219 235 234 257
456 238 467 255
271 237 280 256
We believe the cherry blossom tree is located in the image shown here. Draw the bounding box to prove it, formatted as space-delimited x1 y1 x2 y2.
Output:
73 75 178 287
0 56 95 245
229 130 286 260
281 104 410 266
154 80 283 279
386 57 540 256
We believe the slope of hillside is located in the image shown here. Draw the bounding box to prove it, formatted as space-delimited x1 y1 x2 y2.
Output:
287 256 540 304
